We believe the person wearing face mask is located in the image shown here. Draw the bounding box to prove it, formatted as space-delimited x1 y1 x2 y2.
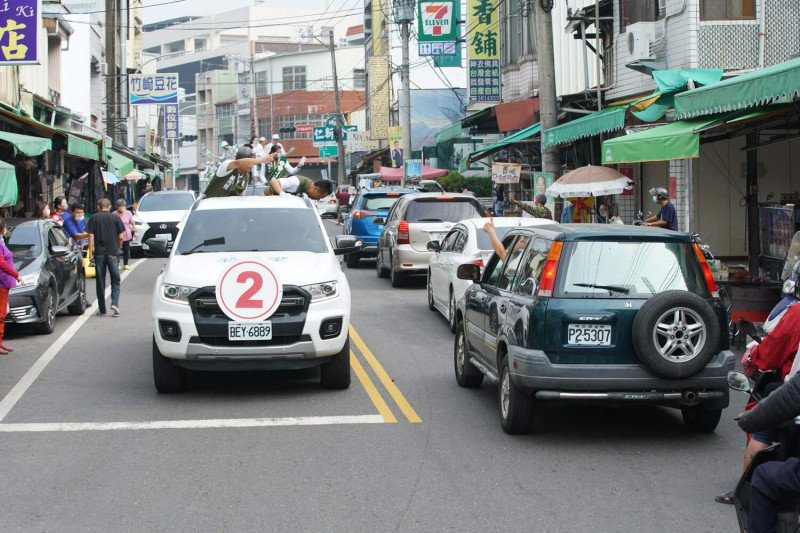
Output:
34 201 50 220
50 196 67 226
113 199 136 270
62 203 89 248
644 187 677 231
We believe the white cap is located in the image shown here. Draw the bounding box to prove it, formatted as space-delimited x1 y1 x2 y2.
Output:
221 141 228 147
272 134 280 140
259 137 266 142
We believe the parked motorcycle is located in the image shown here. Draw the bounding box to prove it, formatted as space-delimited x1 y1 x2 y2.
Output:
728 369 800 532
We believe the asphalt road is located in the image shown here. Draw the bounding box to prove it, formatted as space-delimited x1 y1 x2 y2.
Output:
0 219 747 532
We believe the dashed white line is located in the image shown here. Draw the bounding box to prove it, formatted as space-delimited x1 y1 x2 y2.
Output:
0 258 146 423
0 415 385 432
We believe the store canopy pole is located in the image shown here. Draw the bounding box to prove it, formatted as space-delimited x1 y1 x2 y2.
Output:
746 132 760 274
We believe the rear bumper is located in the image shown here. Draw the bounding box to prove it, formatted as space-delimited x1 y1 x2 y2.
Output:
508 347 735 408
393 246 432 272
357 245 378 256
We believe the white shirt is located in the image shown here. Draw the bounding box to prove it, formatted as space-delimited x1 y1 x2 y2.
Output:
216 160 245 179
275 175 303 195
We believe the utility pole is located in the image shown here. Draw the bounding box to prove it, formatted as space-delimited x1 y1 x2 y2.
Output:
535 3 560 180
250 55 259 138
329 31 346 186
400 20 411 187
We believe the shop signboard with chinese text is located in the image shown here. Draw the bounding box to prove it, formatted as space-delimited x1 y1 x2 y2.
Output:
418 0 458 42
0 0 41 65
313 124 357 147
369 56 391 140
129 74 180 105
491 162 521 184
164 105 179 141
468 0 500 102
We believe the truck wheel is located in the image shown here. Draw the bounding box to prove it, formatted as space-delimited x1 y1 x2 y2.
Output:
152 337 186 393
499 355 534 434
454 321 483 388
321 337 351 389
345 253 360 268
681 406 722 433
632 291 720 379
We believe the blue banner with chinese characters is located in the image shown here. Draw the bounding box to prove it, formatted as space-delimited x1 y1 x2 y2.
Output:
0 0 41 65
467 0 500 102
164 104 179 141
129 73 179 105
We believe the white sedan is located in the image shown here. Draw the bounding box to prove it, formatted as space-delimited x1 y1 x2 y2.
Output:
313 194 340 218
426 217 554 332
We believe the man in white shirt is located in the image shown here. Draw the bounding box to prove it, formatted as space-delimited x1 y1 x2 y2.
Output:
265 134 286 158
253 137 268 183
268 173 332 200
205 146 276 197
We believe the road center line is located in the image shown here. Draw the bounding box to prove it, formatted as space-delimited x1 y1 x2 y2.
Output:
349 325 422 423
350 351 397 423
0 415 385 432
0 258 146 423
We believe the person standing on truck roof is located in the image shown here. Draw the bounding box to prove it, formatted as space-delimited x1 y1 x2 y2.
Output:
204 146 276 198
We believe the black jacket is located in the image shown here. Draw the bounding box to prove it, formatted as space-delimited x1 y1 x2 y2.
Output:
739 373 800 433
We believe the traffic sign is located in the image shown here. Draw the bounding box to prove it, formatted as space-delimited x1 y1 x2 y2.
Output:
216 261 283 322
312 125 359 147
418 42 457 56
319 146 338 158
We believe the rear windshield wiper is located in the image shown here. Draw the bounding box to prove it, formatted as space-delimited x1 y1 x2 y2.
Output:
572 283 630 294
416 218 442 222
182 236 225 255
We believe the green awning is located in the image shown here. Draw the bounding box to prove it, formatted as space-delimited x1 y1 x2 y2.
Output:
0 160 18 207
601 118 720 165
542 106 627 148
435 122 465 144
0 131 51 156
468 122 541 164
107 150 134 177
67 134 100 161
674 57 800 120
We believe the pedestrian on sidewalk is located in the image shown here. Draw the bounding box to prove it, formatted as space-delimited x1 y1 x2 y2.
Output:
113 199 136 271
88 198 125 317
0 217 25 353
34 201 50 220
50 196 68 226
335 186 351 225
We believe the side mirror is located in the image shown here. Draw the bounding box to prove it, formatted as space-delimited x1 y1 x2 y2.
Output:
333 235 362 256
372 217 385 226
427 240 441 252
50 245 70 257
457 263 481 282
727 371 751 392
145 238 171 257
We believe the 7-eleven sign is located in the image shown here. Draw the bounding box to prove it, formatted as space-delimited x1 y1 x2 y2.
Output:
418 0 458 42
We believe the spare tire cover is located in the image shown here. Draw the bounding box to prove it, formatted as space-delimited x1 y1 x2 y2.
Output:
632 290 721 379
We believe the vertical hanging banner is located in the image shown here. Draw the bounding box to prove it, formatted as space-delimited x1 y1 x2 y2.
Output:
164 104 180 141
468 0 500 103
0 0 41 65
388 126 404 168
369 56 390 140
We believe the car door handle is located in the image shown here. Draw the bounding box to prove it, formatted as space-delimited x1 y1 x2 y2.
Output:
499 304 507 313
472 293 487 303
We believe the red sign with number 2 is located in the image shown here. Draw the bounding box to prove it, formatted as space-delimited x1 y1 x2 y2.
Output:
216 261 283 322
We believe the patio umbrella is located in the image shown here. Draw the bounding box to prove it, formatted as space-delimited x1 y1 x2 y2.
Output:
545 165 633 198
102 171 120 184
123 169 145 181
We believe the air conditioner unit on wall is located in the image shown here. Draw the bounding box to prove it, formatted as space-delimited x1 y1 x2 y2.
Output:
626 22 656 61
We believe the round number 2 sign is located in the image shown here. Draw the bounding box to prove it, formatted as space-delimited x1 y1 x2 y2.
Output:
216 261 283 322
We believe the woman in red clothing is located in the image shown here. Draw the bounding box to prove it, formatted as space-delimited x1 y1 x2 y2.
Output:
0 217 25 354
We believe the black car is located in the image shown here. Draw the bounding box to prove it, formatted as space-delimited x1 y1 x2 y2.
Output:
6 220 88 333
453 224 733 434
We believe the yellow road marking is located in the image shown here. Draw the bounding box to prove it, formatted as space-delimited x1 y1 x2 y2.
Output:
349 325 422 423
350 351 397 423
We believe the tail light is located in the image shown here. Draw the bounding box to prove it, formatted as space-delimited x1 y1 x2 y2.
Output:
352 210 378 219
693 243 720 298
468 259 484 267
397 220 410 245
537 241 564 298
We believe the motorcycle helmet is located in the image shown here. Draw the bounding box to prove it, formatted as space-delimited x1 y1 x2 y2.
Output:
649 187 669 200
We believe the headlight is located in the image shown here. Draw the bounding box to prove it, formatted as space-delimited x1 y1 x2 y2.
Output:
783 279 797 296
302 281 338 302
161 283 196 305
20 271 39 286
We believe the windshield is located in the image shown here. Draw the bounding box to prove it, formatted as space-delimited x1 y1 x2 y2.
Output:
363 195 403 211
176 208 328 254
406 200 482 223
7 225 42 269
555 241 708 299
138 193 196 212
475 227 512 250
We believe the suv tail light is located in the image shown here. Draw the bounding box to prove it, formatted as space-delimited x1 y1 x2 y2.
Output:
397 220 410 245
537 241 564 298
352 210 378 219
693 243 720 299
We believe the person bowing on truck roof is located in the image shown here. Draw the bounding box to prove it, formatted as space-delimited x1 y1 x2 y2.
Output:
204 146 276 198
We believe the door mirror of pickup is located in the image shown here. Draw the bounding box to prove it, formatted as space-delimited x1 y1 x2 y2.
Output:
457 263 481 282
427 240 441 252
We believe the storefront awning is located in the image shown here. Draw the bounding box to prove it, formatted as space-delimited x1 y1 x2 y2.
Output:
674 57 800 120
467 122 541 165
435 122 465 144
542 106 627 148
107 150 134 178
0 160 18 207
0 131 51 156
66 134 100 161
601 118 720 165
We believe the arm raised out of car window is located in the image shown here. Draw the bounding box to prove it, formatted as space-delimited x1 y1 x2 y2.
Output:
483 219 506 261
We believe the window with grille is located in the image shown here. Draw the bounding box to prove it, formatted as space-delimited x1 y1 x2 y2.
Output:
282 66 307 91
353 69 366 89
619 0 659 32
255 71 269 95
217 104 234 118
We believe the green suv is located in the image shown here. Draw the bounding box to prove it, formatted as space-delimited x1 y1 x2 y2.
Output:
453 224 733 434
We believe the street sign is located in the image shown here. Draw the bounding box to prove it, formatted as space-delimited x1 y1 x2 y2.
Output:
164 104 179 141
0 0 41 65
417 0 458 42
129 73 180 105
418 42 457 56
216 261 282 322
319 146 338 158
313 125 358 147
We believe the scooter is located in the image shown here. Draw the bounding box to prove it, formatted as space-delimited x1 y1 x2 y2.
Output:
633 210 651 226
728 369 800 532
765 232 800 328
